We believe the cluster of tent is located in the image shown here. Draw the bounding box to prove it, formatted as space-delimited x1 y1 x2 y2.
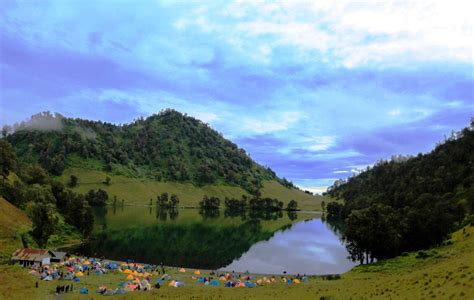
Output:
24 255 310 296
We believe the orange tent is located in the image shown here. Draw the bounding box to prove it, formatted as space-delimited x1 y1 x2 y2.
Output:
123 269 132 274
126 275 134 280
179 268 186 273
194 270 201 275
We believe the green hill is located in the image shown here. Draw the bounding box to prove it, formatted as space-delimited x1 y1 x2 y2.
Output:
5 110 324 210
0 196 31 263
325 121 473 261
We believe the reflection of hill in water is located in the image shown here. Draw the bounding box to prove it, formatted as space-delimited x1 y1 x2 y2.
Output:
78 218 280 269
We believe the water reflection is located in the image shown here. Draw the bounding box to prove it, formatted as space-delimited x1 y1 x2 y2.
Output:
221 218 357 275
72 207 355 274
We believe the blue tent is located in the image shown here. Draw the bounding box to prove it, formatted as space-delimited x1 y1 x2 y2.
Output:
80 288 89 294
245 282 255 288
210 280 219 286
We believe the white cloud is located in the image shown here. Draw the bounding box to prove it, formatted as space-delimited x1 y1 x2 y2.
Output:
212 0 474 67
307 136 336 151
388 108 402 116
241 111 303 134
333 170 350 174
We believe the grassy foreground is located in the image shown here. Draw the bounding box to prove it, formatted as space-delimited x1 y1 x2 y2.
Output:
58 168 324 211
0 222 472 299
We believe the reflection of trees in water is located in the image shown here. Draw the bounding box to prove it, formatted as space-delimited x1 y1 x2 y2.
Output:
223 208 284 221
199 208 220 219
156 208 179 221
80 218 276 269
287 211 297 221
323 216 374 264
93 207 108 230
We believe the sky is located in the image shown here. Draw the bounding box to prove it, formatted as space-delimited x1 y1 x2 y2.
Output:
0 0 473 193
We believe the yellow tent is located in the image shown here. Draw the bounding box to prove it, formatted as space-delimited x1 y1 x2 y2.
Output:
126 274 134 280
123 269 132 274
117 269 123 273
169 280 176 287
75 272 84 277
84 261 91 265
219 276 226 281
194 270 201 275
179 268 186 273
294 279 301 284
256 279 263 285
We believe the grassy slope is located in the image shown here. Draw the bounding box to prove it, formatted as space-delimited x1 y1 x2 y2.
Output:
58 168 325 211
0 197 31 263
0 225 472 299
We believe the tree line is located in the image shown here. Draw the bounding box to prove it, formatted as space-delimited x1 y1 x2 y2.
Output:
325 121 474 263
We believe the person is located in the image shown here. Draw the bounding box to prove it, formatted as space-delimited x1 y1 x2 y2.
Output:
56 285 60 294
154 282 161 289
35 282 38 289
65 285 69 293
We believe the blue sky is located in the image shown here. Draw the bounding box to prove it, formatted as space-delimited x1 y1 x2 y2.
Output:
0 0 473 193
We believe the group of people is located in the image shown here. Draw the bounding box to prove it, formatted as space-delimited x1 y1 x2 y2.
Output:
55 284 73 294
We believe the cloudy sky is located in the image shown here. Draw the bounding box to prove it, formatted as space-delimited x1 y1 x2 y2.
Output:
1 0 473 193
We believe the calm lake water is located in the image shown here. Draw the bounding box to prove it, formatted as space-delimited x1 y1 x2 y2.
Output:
73 206 357 275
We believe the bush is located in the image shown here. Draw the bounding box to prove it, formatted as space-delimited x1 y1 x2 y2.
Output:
416 250 430 259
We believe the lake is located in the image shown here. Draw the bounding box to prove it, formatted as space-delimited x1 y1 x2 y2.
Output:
72 205 357 275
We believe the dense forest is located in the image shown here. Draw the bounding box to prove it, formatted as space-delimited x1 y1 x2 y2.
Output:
0 139 95 247
2 110 296 194
325 120 473 263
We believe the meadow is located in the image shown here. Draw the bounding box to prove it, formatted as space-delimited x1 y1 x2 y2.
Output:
58 168 324 211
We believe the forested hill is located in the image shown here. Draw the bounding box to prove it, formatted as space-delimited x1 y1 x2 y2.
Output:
3 110 294 194
325 121 473 261
326 121 473 211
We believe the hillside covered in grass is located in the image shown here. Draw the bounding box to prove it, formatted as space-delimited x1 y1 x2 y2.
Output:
5 110 297 195
57 168 323 210
0 196 31 263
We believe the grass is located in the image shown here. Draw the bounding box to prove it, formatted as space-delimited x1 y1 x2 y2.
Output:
0 224 472 299
0 197 31 263
57 168 325 211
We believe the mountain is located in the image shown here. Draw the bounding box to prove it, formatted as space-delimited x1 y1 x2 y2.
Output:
4 110 321 209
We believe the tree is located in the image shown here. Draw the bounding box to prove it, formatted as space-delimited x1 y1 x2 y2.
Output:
103 176 111 185
199 195 220 209
287 200 298 211
86 189 108 206
326 202 343 219
66 194 94 237
0 140 17 179
31 202 57 247
1 125 12 137
69 175 78 187
157 192 169 207
170 194 180 208
21 165 49 185
321 201 326 212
